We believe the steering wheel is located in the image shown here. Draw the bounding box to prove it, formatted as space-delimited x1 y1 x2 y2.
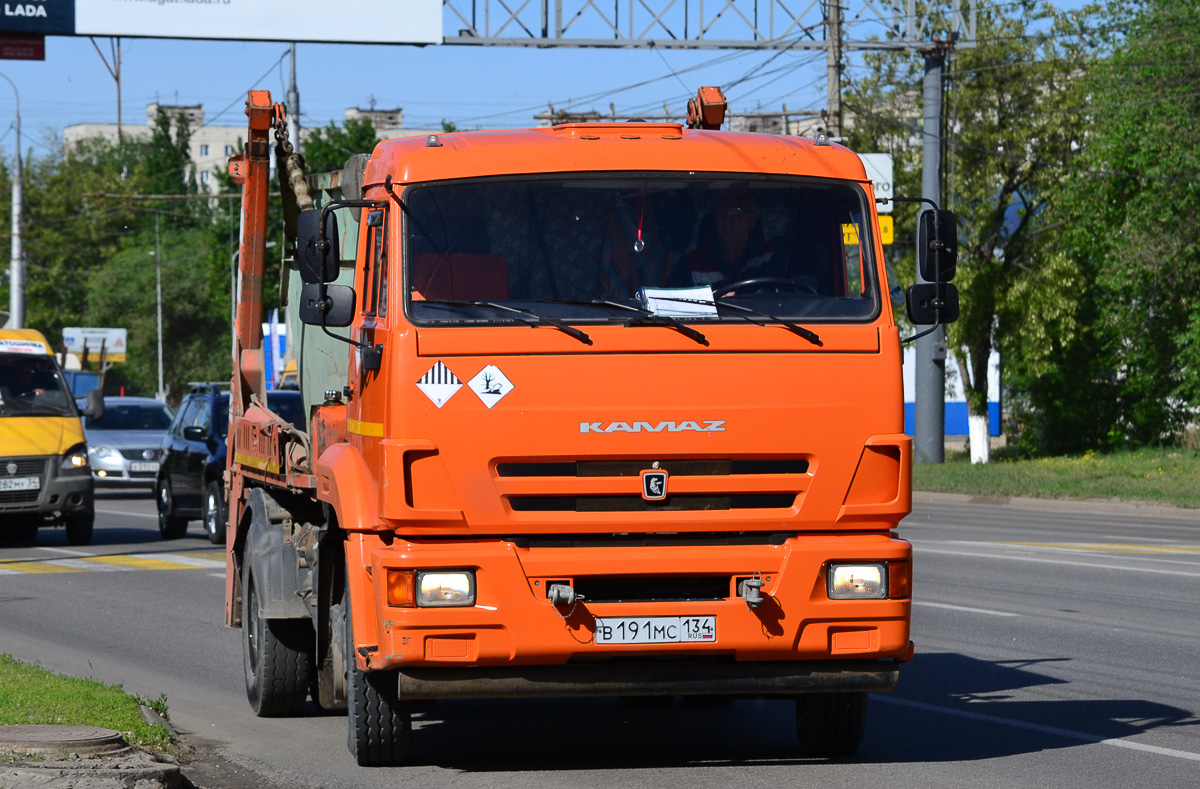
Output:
712 277 818 298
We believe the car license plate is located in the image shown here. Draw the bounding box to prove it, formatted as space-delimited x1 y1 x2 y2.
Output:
594 616 716 645
130 462 159 473
0 476 40 492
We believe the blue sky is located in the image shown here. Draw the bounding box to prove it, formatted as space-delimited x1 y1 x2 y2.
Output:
0 36 832 155
0 1 1085 157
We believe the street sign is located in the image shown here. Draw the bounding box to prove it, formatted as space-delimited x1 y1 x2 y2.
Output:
61 327 127 364
0 1 441 44
860 153 895 214
879 215 894 245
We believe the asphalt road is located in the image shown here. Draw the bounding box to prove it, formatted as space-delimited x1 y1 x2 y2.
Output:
1 489 1197 788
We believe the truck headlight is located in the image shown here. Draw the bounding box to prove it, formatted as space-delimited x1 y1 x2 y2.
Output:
827 563 887 599
416 571 476 607
61 443 90 472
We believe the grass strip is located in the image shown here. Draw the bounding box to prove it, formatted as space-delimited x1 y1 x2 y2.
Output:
0 654 173 751
913 447 1200 510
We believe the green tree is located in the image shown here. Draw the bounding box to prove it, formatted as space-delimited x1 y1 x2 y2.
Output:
83 222 232 399
845 0 1097 459
303 116 379 173
1050 0 1200 448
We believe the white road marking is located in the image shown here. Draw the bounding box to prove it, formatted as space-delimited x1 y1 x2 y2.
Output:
914 546 1200 578
36 547 91 557
913 601 1020 617
876 695 1200 762
154 554 226 569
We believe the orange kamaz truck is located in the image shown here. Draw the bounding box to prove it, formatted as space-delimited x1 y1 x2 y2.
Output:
224 88 956 765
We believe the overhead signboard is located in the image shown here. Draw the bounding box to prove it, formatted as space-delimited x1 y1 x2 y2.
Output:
62 326 127 363
0 0 441 44
0 33 45 59
859 153 895 214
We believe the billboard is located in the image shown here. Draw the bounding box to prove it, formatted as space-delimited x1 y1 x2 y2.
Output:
0 0 441 44
61 326 128 363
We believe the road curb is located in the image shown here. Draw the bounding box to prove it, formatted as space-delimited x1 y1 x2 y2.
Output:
914 490 1200 522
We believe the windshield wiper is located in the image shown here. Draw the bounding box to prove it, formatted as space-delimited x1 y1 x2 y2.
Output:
711 300 821 345
646 297 821 345
417 299 592 345
538 299 708 346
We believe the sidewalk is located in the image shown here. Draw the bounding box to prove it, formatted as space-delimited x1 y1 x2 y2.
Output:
914 489 1200 522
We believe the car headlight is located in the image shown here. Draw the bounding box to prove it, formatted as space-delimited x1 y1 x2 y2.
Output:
88 445 123 462
827 563 887 599
61 443 90 472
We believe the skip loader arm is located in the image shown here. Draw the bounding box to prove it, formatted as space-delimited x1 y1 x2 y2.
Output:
223 91 301 626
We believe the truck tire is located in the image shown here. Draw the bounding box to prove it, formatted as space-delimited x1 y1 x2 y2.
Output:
343 567 412 766
156 478 188 539
795 691 868 758
203 482 227 545
64 510 94 546
243 557 313 716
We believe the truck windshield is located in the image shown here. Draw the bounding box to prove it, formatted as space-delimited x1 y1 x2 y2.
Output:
0 355 76 417
404 175 879 326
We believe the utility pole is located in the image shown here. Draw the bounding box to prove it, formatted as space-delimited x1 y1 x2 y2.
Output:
825 0 843 139
914 46 948 464
155 213 165 402
90 38 122 142
287 44 301 153
0 72 22 329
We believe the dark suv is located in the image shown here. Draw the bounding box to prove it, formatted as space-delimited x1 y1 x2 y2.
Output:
156 384 304 543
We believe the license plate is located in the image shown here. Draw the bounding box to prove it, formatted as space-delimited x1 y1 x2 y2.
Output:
0 476 40 492
130 462 159 472
595 616 716 645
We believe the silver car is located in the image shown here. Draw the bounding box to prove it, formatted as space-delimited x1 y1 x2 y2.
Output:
81 396 175 488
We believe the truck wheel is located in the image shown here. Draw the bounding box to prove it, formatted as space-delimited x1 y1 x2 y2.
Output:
64 510 94 546
242 559 313 716
795 692 868 758
156 478 187 539
343 574 412 766
203 482 227 545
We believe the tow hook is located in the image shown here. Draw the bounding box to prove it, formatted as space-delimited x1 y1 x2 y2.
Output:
548 583 585 619
548 583 583 607
739 573 766 609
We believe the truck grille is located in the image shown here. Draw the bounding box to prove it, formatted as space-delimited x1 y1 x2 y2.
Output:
3 457 48 476
499 457 807 513
509 494 796 512
572 575 732 603
498 459 809 477
0 456 48 506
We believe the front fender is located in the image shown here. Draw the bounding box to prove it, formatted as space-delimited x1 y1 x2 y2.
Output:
315 443 380 532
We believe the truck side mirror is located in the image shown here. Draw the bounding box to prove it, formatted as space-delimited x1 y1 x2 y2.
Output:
918 209 958 283
299 283 356 328
906 282 960 325
82 389 105 421
297 209 341 284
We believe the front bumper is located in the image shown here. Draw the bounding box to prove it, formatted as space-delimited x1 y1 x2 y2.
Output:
354 531 912 684
89 451 160 487
0 455 93 520
394 659 900 700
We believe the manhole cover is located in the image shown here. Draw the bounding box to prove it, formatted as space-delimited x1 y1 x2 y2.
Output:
0 725 129 755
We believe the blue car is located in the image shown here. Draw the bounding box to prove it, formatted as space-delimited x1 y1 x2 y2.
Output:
155 384 303 543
